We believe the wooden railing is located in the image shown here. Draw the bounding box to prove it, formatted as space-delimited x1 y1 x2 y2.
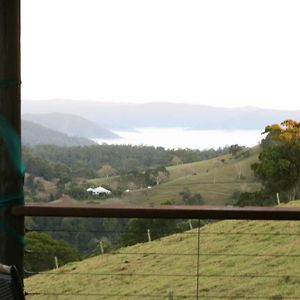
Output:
11 203 300 220
17 203 300 299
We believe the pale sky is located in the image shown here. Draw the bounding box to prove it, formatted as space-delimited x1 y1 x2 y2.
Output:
22 0 300 110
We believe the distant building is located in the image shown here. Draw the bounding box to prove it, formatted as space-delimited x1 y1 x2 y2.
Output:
87 186 112 195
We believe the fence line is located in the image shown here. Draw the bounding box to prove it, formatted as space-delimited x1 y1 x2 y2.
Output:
20 204 300 299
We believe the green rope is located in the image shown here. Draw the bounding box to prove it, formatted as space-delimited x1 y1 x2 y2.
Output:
0 191 24 208
0 79 21 88
0 116 25 177
0 115 25 246
0 219 26 246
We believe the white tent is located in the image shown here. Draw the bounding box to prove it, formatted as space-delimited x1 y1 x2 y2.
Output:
87 186 112 195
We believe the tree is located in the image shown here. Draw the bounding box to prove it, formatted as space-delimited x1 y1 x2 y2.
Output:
97 164 116 178
179 188 203 205
252 120 300 201
234 190 275 206
151 171 169 185
229 144 244 157
145 166 170 186
66 184 90 200
171 155 182 165
123 158 143 173
24 232 81 273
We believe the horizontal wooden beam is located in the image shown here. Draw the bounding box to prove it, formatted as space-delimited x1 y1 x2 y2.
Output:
10 203 300 220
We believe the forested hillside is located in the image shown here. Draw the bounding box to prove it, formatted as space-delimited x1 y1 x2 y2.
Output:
24 144 229 176
23 112 120 139
22 120 96 146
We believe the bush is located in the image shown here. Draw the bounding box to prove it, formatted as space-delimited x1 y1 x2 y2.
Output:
25 232 81 273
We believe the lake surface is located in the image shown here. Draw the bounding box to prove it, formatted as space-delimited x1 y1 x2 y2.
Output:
95 128 263 150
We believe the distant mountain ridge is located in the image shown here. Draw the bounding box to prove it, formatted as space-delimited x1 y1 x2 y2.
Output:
22 120 96 147
22 112 120 139
22 100 300 130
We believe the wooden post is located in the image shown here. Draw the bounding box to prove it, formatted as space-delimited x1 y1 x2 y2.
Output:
54 256 59 269
99 240 104 254
147 229 151 242
276 193 281 205
0 0 24 283
188 219 193 230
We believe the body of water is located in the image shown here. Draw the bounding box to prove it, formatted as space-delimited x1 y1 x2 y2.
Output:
95 128 263 150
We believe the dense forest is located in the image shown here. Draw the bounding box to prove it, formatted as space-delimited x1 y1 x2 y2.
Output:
23 144 230 181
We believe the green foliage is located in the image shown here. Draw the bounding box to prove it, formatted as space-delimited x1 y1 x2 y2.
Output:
26 144 229 175
28 217 128 254
24 232 81 273
252 120 300 201
72 160 96 178
51 162 71 183
179 188 203 205
229 144 245 157
66 184 90 200
25 175 45 200
144 166 170 186
23 147 71 182
233 190 276 206
120 218 180 246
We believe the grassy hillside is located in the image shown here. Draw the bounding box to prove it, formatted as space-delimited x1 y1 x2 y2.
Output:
26 201 300 299
88 148 261 205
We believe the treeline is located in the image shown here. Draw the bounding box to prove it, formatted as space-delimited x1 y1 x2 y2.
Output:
25 216 209 272
23 144 229 180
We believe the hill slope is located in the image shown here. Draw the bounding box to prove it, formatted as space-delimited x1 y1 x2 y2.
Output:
22 112 120 139
22 120 96 146
89 148 261 205
26 201 300 299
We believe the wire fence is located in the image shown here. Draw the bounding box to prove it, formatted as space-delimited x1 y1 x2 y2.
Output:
22 214 300 300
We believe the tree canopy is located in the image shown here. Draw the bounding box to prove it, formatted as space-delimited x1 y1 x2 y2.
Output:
252 120 300 201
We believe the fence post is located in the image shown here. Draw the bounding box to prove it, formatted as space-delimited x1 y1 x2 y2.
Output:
54 256 59 269
188 219 193 230
276 193 281 205
0 0 24 283
100 240 104 254
147 229 151 242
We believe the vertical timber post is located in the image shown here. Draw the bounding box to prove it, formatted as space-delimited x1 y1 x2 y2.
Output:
0 0 24 282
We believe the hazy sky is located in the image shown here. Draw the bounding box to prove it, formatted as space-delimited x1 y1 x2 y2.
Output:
22 0 300 109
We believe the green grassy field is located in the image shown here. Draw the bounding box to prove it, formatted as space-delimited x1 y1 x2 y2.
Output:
26 200 300 299
88 148 261 205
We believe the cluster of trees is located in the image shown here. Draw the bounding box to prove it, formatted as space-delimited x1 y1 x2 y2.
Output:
23 147 72 182
24 144 229 177
179 188 203 205
27 216 127 254
25 232 81 273
232 120 300 206
252 120 300 202
229 144 252 159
